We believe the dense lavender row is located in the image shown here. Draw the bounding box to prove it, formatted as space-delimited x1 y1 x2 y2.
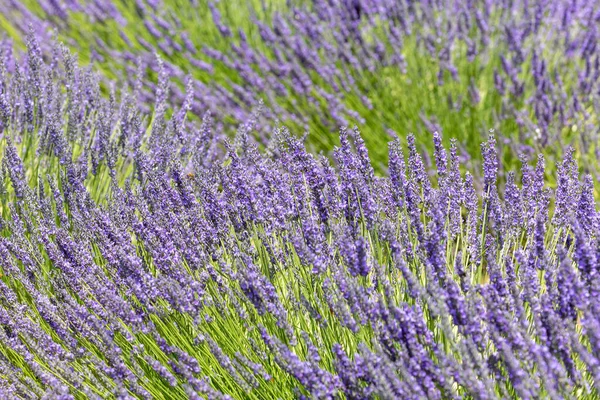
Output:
0 36 600 399
5 0 600 169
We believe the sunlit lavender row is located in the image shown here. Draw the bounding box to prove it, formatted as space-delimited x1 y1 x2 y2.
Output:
0 34 599 399
5 0 600 169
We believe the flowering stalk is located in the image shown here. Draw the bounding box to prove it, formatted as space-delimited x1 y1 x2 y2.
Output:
0 41 598 398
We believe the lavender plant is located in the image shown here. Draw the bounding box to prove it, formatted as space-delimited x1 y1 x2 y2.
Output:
4 0 600 174
0 36 599 399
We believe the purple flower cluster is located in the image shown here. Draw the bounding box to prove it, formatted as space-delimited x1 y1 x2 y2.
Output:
0 36 599 398
6 0 600 161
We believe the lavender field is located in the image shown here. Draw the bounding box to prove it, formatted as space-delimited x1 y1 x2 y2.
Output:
0 1 600 399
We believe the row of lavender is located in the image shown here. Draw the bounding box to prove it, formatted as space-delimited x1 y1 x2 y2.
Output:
0 34 599 398
5 0 600 165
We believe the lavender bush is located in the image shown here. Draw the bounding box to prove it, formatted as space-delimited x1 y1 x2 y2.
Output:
5 0 600 172
0 34 599 399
